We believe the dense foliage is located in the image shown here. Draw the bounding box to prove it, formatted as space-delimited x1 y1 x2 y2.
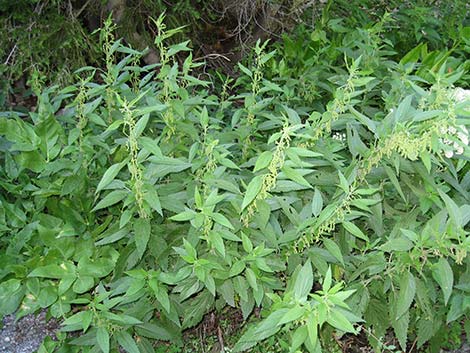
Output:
1 3 470 353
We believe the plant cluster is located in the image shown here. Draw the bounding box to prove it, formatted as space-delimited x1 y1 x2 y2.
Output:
1 6 470 353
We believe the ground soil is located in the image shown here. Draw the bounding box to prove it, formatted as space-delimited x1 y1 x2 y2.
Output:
1 310 469 353
0 311 59 353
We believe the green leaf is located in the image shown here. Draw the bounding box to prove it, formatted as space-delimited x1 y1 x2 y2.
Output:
29 264 70 279
103 313 142 325
432 258 453 305
282 167 313 188
96 327 110 353
278 305 305 325
306 315 318 349
290 326 308 353
323 238 344 266
95 228 128 246
211 213 234 230
134 218 151 259
245 267 258 291
220 157 240 170
77 258 115 278
139 137 163 157
208 231 225 257
380 237 413 252
384 166 407 202
311 188 323 217
233 309 288 352
393 310 409 351
337 171 349 193
416 317 435 348
241 175 264 211
327 309 356 333
92 190 128 212
170 209 196 221
322 266 332 292
254 151 273 172
396 272 416 320
438 189 462 227
135 322 181 342
0 279 24 316
149 278 170 313
96 162 125 193
229 261 246 277
342 221 369 241
241 232 253 253
143 187 163 216
219 280 235 307
147 156 191 178
238 63 252 78
293 261 313 301
447 295 464 323
72 276 95 294
115 331 140 353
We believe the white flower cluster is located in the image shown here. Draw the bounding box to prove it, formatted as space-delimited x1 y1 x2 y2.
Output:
440 125 469 158
440 88 470 158
332 131 347 141
453 88 470 103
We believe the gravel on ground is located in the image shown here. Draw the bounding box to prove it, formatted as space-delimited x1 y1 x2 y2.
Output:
0 311 59 353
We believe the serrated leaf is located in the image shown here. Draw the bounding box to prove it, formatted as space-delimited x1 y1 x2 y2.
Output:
229 261 246 277
254 151 273 172
290 326 308 353
342 221 369 241
416 317 434 348
282 166 313 188
396 272 416 319
438 189 462 227
393 310 409 351
96 162 125 193
384 166 406 202
327 309 355 333
144 187 163 216
208 231 225 258
96 327 110 353
211 213 234 230
92 190 128 212
306 315 318 349
233 309 288 352
337 171 349 193
134 218 151 259
245 267 258 291
311 188 323 217
238 63 252 77
241 175 264 211
170 209 196 221
323 266 332 292
293 261 313 301
115 331 140 353
241 232 253 253
323 238 344 265
278 305 305 325
149 278 170 313
95 228 128 246
432 258 453 305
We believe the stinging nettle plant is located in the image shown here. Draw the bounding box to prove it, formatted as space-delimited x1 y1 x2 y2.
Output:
1 9 470 353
